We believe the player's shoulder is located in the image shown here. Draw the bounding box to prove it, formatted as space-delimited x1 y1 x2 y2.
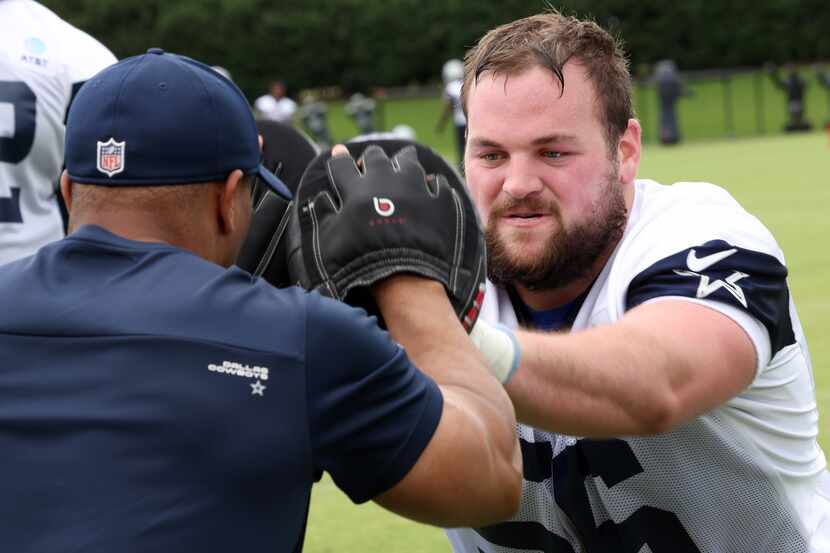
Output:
609 178 783 287
0 1 115 81
445 80 462 93
636 178 743 217
254 94 277 110
52 21 116 82
628 178 780 257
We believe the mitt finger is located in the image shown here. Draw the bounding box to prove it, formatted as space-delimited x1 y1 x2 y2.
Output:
327 153 362 181
392 145 419 169
326 153 362 205
359 145 393 173
423 173 448 198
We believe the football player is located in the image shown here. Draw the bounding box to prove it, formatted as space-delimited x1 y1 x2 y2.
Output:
447 11 830 553
436 58 467 165
0 0 116 265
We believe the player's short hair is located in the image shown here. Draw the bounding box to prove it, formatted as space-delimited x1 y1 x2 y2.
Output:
462 10 634 152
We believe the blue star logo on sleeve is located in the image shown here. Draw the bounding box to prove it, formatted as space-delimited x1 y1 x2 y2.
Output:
250 380 266 396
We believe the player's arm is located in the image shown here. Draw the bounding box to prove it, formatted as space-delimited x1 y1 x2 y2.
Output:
372 276 522 527
766 64 787 90
504 299 756 437
476 241 788 437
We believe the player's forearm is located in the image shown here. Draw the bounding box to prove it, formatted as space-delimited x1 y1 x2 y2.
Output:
505 324 680 437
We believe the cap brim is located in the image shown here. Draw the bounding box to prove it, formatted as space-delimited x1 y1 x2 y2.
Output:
256 164 293 200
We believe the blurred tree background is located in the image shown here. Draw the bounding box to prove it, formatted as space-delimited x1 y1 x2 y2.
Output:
41 0 830 101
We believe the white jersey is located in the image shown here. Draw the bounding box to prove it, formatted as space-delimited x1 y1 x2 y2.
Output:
448 178 830 552
444 79 466 126
0 0 116 265
254 94 297 124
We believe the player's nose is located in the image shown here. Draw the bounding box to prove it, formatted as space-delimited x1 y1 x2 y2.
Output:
501 158 544 200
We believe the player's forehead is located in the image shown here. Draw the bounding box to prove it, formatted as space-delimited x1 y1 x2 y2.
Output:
466 64 603 147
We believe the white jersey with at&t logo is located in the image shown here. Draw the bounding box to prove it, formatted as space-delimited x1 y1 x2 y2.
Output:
0 0 116 264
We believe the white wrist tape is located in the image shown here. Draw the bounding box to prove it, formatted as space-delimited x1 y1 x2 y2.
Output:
469 319 521 384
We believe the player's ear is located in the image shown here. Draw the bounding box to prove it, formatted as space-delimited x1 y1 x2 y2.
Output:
59 170 73 212
217 169 247 235
616 118 641 185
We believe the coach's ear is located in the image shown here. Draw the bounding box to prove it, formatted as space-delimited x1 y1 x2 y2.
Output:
60 170 74 212
217 169 249 236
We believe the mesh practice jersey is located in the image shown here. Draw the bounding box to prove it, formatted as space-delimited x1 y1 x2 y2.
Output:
447 178 830 553
0 0 116 264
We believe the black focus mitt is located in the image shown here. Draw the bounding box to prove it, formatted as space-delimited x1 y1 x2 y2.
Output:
287 139 486 331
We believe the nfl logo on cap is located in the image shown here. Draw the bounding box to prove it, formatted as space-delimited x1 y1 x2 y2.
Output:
97 138 125 177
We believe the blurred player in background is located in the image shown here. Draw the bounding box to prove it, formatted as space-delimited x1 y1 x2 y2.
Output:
345 92 377 136
767 63 812 132
254 79 297 125
654 59 690 145
447 11 830 553
299 94 333 149
0 0 116 265
436 58 466 164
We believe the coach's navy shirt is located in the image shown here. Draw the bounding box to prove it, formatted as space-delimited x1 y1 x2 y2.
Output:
0 225 443 552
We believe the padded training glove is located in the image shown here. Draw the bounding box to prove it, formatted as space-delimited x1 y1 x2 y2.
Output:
288 140 486 331
236 122 318 285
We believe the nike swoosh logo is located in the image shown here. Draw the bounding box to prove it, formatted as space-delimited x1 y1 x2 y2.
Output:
686 248 738 272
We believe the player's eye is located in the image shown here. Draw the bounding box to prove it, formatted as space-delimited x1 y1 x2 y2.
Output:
542 151 563 159
480 152 503 162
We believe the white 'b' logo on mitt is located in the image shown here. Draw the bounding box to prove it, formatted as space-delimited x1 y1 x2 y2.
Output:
373 197 395 217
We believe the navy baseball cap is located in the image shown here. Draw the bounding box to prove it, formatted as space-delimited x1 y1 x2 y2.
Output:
65 48 292 200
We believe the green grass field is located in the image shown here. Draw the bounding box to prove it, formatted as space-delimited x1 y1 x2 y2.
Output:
314 68 830 158
300 127 830 553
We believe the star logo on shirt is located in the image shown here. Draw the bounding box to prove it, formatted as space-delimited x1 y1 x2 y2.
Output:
250 380 266 396
674 269 749 308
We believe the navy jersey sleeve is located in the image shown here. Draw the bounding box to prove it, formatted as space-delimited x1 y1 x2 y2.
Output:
625 239 795 355
304 292 443 504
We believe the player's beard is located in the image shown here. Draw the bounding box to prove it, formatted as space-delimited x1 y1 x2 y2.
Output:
485 171 628 291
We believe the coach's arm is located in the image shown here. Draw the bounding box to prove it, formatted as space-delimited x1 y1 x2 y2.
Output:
372 276 522 528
